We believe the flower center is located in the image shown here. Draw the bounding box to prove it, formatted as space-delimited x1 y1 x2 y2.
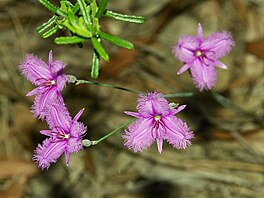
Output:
64 134 70 139
52 127 71 141
38 79 56 89
50 80 56 85
195 50 202 57
154 115 161 121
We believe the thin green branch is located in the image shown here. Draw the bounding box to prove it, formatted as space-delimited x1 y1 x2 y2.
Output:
75 79 142 94
165 92 194 98
38 0 67 18
96 0 108 18
105 10 145 24
90 118 136 145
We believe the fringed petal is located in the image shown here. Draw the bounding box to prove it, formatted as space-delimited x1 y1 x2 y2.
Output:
32 138 66 170
48 104 71 131
190 59 217 91
163 116 194 149
172 35 198 63
137 92 170 117
19 54 53 85
123 118 155 152
201 32 235 59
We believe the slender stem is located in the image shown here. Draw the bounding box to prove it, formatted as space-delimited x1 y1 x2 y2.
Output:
76 79 142 94
91 118 136 145
165 92 194 98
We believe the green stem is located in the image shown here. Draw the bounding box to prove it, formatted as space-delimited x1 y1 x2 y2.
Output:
91 118 136 145
164 92 194 98
76 79 142 94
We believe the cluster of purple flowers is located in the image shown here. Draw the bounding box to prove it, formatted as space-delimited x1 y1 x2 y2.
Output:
19 23 235 169
19 51 87 169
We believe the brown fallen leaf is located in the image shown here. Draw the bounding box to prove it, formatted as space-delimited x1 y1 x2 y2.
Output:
246 39 264 60
0 157 38 198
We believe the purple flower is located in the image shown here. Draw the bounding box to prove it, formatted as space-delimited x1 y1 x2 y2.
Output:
19 50 68 119
33 105 87 169
172 23 235 91
123 92 194 153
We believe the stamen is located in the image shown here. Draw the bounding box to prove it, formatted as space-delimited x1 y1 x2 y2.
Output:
64 134 70 139
50 80 56 85
154 115 161 121
195 50 202 57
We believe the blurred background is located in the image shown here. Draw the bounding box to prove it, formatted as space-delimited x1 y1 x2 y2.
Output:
0 0 264 197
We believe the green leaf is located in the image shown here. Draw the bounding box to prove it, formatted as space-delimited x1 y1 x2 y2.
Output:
72 3 80 14
36 15 58 34
42 25 59 38
91 37 109 61
99 31 134 49
91 51 100 79
38 0 67 18
77 0 91 25
54 36 86 44
60 1 67 12
95 0 108 18
105 10 145 24
90 0 98 17
60 0 74 8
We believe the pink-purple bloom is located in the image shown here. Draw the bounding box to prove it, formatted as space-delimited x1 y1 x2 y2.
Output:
19 50 68 119
172 23 235 91
123 92 194 153
33 104 87 170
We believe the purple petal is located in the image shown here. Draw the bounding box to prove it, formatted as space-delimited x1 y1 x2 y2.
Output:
26 86 48 96
72 108 85 122
64 150 69 166
190 59 217 91
172 35 198 63
137 92 170 116
156 138 163 153
31 87 63 119
51 60 66 74
215 60 228 69
177 63 191 75
33 138 66 170
40 130 53 137
48 50 53 69
53 64 68 91
163 116 194 149
66 136 83 153
70 121 87 138
197 23 203 40
48 105 71 131
19 54 53 85
124 111 141 118
123 118 155 152
169 105 186 116
201 32 235 59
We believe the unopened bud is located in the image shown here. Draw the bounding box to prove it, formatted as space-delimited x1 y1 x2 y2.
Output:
169 102 179 109
82 139 92 147
67 75 77 83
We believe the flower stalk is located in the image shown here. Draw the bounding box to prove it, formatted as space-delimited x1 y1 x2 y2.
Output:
83 118 136 146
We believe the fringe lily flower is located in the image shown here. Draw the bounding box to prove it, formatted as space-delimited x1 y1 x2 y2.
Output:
123 92 194 153
33 105 87 170
19 50 68 119
172 23 235 91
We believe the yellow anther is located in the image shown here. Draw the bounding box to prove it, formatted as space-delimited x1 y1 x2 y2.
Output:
195 50 202 57
154 115 161 121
